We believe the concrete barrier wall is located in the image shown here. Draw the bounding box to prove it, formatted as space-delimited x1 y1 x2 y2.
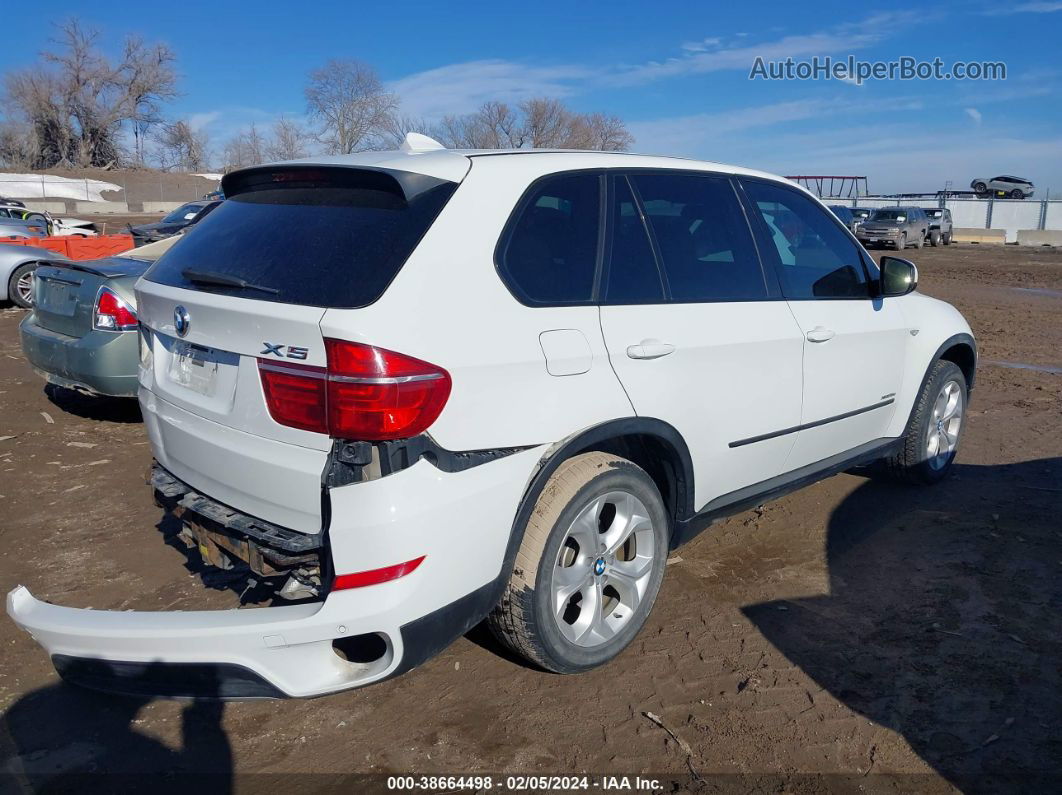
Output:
140 201 186 213
73 201 135 215
15 201 70 214
953 227 1006 244
1016 229 1062 246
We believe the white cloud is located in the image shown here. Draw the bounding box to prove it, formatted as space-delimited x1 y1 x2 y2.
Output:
680 37 723 52
608 13 921 86
982 1 1062 14
388 59 592 119
187 111 221 132
965 107 983 125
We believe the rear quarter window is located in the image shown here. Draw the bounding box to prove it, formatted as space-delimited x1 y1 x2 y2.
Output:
144 169 457 308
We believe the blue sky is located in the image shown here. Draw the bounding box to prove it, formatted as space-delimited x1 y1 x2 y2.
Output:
2 0 1060 194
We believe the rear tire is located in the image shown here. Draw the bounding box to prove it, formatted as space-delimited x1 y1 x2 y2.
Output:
914 231 924 249
883 360 967 484
8 262 36 308
488 452 669 674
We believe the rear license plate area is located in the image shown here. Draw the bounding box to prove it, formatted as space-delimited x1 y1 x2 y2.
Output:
169 341 220 396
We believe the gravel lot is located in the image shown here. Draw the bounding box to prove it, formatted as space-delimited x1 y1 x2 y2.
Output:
0 244 1059 793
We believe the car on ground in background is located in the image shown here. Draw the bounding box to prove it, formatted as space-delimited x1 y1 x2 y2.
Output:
8 141 976 699
18 236 181 397
0 216 48 241
850 207 873 225
0 243 71 308
827 205 859 233
0 197 27 207
1 204 97 237
127 200 221 245
970 175 1034 199
920 208 953 246
856 207 929 250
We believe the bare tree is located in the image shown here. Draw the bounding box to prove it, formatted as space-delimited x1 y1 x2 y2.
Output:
0 120 36 168
3 19 179 168
305 59 397 154
425 97 633 152
378 112 437 149
221 123 266 171
565 112 634 151
154 119 210 171
265 116 311 161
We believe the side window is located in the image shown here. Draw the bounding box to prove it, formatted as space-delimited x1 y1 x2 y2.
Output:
629 173 767 302
741 180 869 300
603 176 664 304
499 173 600 305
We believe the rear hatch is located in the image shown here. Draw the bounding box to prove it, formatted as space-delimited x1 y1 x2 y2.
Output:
136 161 464 534
33 258 146 339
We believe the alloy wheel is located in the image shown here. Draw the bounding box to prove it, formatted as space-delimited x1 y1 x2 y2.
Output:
926 379 963 470
550 490 657 648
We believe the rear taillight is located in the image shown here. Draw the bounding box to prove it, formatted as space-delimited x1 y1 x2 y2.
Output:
93 287 138 331
258 340 451 441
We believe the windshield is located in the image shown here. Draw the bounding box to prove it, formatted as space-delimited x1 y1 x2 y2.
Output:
162 203 201 223
870 209 908 222
145 169 457 308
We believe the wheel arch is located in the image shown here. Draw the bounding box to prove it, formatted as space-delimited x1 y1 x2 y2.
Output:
492 418 694 591
900 333 977 436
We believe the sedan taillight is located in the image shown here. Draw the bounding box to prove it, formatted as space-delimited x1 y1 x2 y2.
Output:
258 340 451 441
93 288 138 331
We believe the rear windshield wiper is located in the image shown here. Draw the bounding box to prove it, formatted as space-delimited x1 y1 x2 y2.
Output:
181 268 280 296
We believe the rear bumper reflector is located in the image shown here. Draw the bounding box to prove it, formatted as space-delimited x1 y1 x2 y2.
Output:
333 556 425 591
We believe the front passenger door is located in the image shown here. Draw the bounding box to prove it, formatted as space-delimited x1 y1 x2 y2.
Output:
739 178 910 469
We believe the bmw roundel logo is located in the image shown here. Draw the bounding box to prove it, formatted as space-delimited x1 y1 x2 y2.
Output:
593 557 606 576
174 305 190 337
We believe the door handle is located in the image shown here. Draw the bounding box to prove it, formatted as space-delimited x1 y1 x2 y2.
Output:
805 327 835 343
627 340 676 360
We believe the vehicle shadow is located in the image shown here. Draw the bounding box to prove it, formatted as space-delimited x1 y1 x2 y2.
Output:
0 665 232 794
742 457 1062 792
44 383 142 424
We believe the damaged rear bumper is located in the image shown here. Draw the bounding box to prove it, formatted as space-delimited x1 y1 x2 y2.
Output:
7 445 549 698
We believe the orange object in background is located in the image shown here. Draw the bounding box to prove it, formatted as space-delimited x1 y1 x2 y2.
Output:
0 234 134 260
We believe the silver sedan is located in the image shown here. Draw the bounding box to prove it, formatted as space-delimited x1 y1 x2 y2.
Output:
0 243 71 308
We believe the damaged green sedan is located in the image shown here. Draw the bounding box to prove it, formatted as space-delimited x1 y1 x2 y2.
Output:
20 236 179 398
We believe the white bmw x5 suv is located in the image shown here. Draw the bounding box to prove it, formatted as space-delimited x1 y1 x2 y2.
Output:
9 139 975 698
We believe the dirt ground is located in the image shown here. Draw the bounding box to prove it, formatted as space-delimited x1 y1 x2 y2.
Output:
0 244 1059 793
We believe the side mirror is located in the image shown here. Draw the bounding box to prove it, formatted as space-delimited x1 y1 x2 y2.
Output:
879 256 918 297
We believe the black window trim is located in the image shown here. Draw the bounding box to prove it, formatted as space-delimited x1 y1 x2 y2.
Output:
495 166 789 309
493 168 608 308
734 175 879 302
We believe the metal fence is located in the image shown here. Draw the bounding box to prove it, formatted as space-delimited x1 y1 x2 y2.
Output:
827 196 1062 243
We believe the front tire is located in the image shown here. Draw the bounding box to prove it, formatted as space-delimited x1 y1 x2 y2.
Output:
884 360 967 484
488 452 669 673
893 233 906 251
929 230 941 247
973 181 987 194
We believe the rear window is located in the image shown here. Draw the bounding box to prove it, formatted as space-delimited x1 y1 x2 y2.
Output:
144 168 457 308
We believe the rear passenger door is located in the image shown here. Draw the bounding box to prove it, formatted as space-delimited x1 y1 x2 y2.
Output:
739 178 909 469
598 171 805 507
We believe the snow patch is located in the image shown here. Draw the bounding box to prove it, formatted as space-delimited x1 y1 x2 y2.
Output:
193 173 223 182
0 174 122 202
